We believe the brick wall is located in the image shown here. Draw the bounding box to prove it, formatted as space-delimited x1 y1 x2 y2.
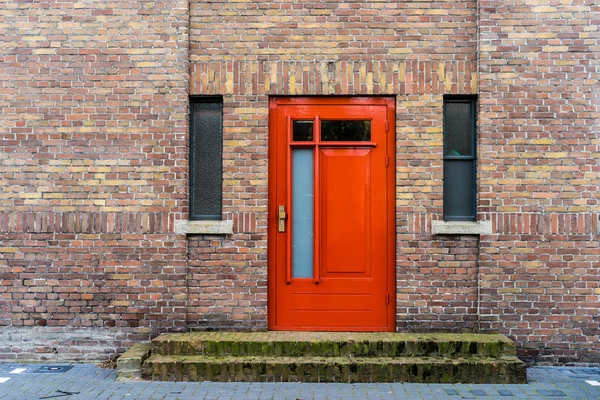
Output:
478 1 600 363
0 0 190 360
188 0 600 363
187 0 480 334
0 0 598 364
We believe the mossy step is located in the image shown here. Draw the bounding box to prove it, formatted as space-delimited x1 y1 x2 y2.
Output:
143 354 527 384
117 342 152 381
152 332 516 359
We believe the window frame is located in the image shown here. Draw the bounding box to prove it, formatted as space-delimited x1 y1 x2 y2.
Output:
443 95 477 222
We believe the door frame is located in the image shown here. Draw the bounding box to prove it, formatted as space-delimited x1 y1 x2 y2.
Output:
267 96 396 331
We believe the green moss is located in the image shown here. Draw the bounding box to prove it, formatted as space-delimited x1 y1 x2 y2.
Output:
141 332 525 383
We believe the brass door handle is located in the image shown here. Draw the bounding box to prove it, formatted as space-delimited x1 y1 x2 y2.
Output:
278 205 287 232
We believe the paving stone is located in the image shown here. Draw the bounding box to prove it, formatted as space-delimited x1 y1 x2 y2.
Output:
497 389 514 396
537 389 567 397
1 365 599 399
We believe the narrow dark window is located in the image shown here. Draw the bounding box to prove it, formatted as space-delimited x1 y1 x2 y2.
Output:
189 97 223 220
443 96 476 221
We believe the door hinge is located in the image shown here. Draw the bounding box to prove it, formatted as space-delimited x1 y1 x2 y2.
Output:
385 120 389 132
385 156 389 167
386 293 390 304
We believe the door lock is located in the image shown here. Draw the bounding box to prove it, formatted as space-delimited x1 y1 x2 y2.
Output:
278 205 287 232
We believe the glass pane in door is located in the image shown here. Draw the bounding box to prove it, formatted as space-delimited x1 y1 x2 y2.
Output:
293 120 314 141
291 148 314 278
321 120 371 141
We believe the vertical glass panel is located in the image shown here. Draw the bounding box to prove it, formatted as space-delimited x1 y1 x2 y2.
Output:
292 149 314 278
293 120 313 141
444 102 472 157
321 120 371 141
189 99 222 220
444 160 476 221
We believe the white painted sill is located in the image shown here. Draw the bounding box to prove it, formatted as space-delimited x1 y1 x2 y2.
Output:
431 220 492 235
174 220 233 235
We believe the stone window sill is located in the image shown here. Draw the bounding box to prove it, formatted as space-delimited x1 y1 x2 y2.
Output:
432 220 492 235
174 220 233 235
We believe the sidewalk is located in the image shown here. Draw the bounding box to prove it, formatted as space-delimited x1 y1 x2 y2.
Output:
0 363 598 399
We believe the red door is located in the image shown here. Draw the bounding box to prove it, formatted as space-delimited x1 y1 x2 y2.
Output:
268 97 395 331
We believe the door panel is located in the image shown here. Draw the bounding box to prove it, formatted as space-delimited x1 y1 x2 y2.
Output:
268 97 395 331
321 148 370 276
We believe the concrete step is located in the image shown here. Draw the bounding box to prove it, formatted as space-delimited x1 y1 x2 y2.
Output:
143 354 527 383
151 332 517 359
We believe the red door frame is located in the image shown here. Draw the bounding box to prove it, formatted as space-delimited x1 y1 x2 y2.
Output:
267 96 396 331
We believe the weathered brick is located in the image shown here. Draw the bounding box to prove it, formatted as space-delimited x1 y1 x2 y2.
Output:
0 0 599 365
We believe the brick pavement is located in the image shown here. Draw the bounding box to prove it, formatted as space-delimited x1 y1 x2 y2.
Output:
0 364 599 399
